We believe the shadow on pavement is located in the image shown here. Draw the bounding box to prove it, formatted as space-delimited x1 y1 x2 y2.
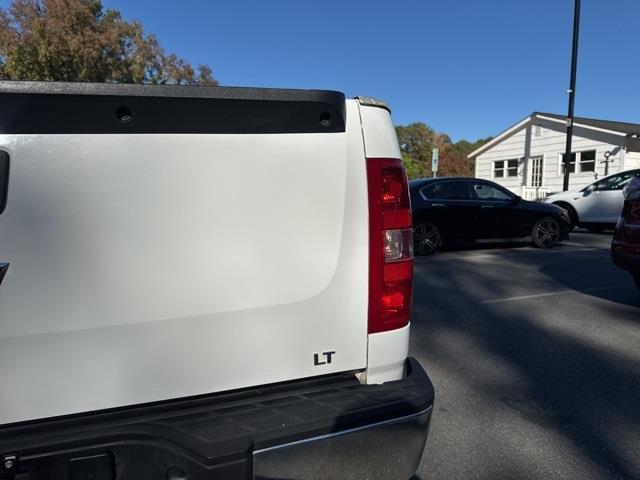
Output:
539 232 639 309
412 241 640 479
540 257 640 309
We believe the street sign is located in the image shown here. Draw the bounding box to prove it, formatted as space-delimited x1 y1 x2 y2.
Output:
432 148 439 176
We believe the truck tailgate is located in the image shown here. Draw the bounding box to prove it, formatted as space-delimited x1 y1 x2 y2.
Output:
0 86 369 424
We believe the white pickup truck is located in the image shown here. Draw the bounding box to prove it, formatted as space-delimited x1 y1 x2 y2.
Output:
0 81 434 480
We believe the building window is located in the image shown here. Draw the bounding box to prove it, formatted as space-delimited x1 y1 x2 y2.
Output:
494 159 518 178
580 150 596 172
561 150 596 174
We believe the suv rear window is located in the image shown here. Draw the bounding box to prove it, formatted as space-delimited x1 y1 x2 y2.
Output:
421 181 469 200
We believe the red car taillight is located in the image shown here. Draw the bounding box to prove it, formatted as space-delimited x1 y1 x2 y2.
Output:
366 158 413 334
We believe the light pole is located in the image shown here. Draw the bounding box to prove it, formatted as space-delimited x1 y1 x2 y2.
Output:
562 0 581 191
603 151 611 176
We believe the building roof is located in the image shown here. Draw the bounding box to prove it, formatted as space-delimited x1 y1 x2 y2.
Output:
468 112 640 159
534 112 640 137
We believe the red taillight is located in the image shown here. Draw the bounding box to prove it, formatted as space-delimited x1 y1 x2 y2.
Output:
366 158 414 334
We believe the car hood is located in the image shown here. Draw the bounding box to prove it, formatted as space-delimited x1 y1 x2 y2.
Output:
544 190 582 202
519 199 571 224
522 198 565 213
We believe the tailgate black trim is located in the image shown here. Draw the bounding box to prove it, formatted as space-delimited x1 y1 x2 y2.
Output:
0 358 433 479
0 81 346 134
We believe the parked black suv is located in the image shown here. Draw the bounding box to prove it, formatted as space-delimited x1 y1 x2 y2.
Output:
612 175 640 290
410 177 572 254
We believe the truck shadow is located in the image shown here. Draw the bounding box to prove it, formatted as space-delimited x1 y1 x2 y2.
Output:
538 253 640 309
411 247 640 479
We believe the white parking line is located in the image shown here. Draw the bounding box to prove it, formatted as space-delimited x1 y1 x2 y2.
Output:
418 248 608 264
561 243 612 250
481 284 634 304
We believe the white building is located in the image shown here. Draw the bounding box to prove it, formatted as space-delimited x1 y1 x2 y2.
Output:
468 112 640 200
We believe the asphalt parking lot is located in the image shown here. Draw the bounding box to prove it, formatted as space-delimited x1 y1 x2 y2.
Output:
411 231 640 480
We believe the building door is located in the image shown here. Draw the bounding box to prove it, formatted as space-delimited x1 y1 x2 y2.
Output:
528 156 544 188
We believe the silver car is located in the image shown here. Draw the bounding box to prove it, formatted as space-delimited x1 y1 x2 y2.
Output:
544 169 640 232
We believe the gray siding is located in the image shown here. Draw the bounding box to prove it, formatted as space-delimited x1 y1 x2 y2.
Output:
623 151 640 170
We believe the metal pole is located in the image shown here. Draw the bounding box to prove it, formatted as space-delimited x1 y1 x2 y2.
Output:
432 133 439 178
562 0 581 191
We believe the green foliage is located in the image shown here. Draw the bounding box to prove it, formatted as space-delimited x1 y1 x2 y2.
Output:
0 0 217 85
396 123 436 177
401 152 430 179
396 121 491 179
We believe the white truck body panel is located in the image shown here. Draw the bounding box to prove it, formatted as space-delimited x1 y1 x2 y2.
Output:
0 99 372 425
359 105 403 159
356 103 411 385
365 323 411 384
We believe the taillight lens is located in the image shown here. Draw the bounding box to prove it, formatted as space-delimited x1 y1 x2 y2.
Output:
366 158 414 334
384 229 414 262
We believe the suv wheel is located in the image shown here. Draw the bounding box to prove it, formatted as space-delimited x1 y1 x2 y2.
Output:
532 217 561 248
413 222 442 255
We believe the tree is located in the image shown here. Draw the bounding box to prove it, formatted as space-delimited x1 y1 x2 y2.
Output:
438 137 493 177
0 0 217 85
396 123 436 178
401 152 429 179
396 121 492 179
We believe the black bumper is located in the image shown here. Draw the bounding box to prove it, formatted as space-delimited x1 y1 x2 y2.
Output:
612 248 640 275
559 216 573 239
0 358 434 480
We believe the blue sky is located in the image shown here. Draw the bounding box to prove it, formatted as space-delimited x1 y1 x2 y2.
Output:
4 0 640 140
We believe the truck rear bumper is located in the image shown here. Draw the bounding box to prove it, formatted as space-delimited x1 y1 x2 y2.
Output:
254 393 431 480
0 358 434 480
